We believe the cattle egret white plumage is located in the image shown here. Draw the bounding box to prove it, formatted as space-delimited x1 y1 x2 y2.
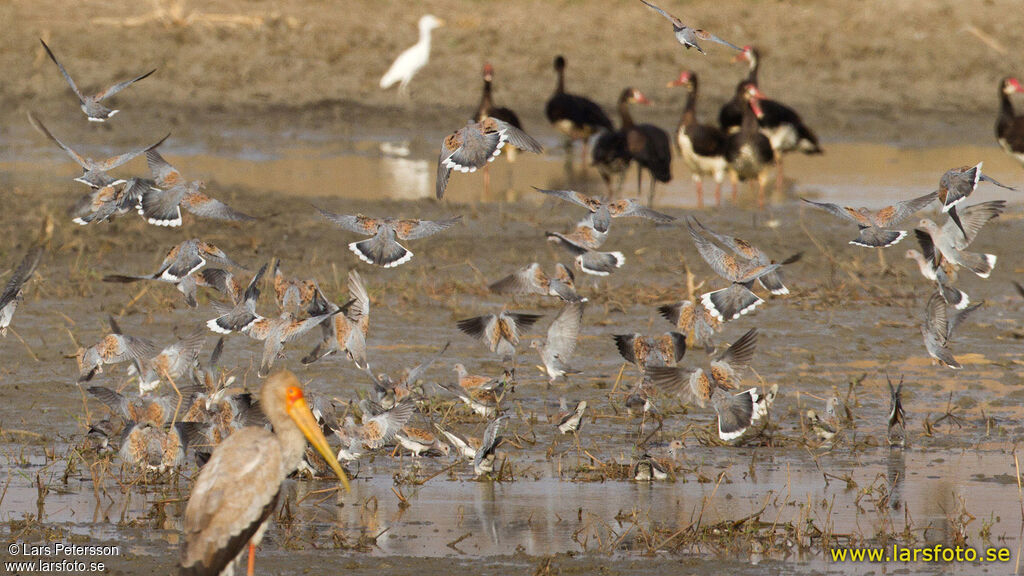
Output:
379 14 445 96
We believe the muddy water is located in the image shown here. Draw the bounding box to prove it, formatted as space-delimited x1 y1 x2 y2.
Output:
2 130 1024 575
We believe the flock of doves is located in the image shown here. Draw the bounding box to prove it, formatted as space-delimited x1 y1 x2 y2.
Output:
1 7 1017 481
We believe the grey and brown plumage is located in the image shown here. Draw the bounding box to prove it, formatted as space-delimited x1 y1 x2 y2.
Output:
612 332 687 373
555 399 587 434
303 270 370 368
317 207 462 268
535 188 675 233
915 200 1005 279
180 371 348 576
119 421 205 472
104 239 243 308
330 400 417 461
435 423 483 460
438 375 508 419
489 262 583 303
657 300 721 353
40 39 155 122
70 178 152 225
456 310 543 361
368 342 449 409
936 163 1014 240
435 117 542 199
244 308 342 378
638 0 742 54
87 385 174 426
136 327 207 394
77 325 159 383
546 214 625 276
140 149 255 227
397 425 450 457
453 363 503 392
0 245 43 337
648 328 761 440
630 453 671 481
272 260 330 317
29 112 167 189
801 192 938 248
687 217 779 321
207 264 268 335
690 218 800 296
531 301 587 384
473 415 510 477
921 292 983 370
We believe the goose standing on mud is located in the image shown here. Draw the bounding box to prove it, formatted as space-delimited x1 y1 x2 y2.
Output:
720 46 822 193
614 87 672 207
545 55 614 169
379 15 445 97
669 70 728 207
996 77 1024 168
725 83 774 208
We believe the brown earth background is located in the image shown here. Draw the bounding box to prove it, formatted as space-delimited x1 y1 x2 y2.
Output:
2 0 1023 145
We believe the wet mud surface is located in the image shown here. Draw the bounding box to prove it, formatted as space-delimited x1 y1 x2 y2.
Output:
3 1 1024 573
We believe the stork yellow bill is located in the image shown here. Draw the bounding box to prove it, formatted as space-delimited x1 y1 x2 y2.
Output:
181 371 348 576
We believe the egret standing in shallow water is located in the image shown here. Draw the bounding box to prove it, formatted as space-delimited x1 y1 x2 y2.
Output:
379 14 446 97
180 370 349 576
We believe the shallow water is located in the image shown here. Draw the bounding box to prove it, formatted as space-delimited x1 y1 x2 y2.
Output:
2 126 1024 575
